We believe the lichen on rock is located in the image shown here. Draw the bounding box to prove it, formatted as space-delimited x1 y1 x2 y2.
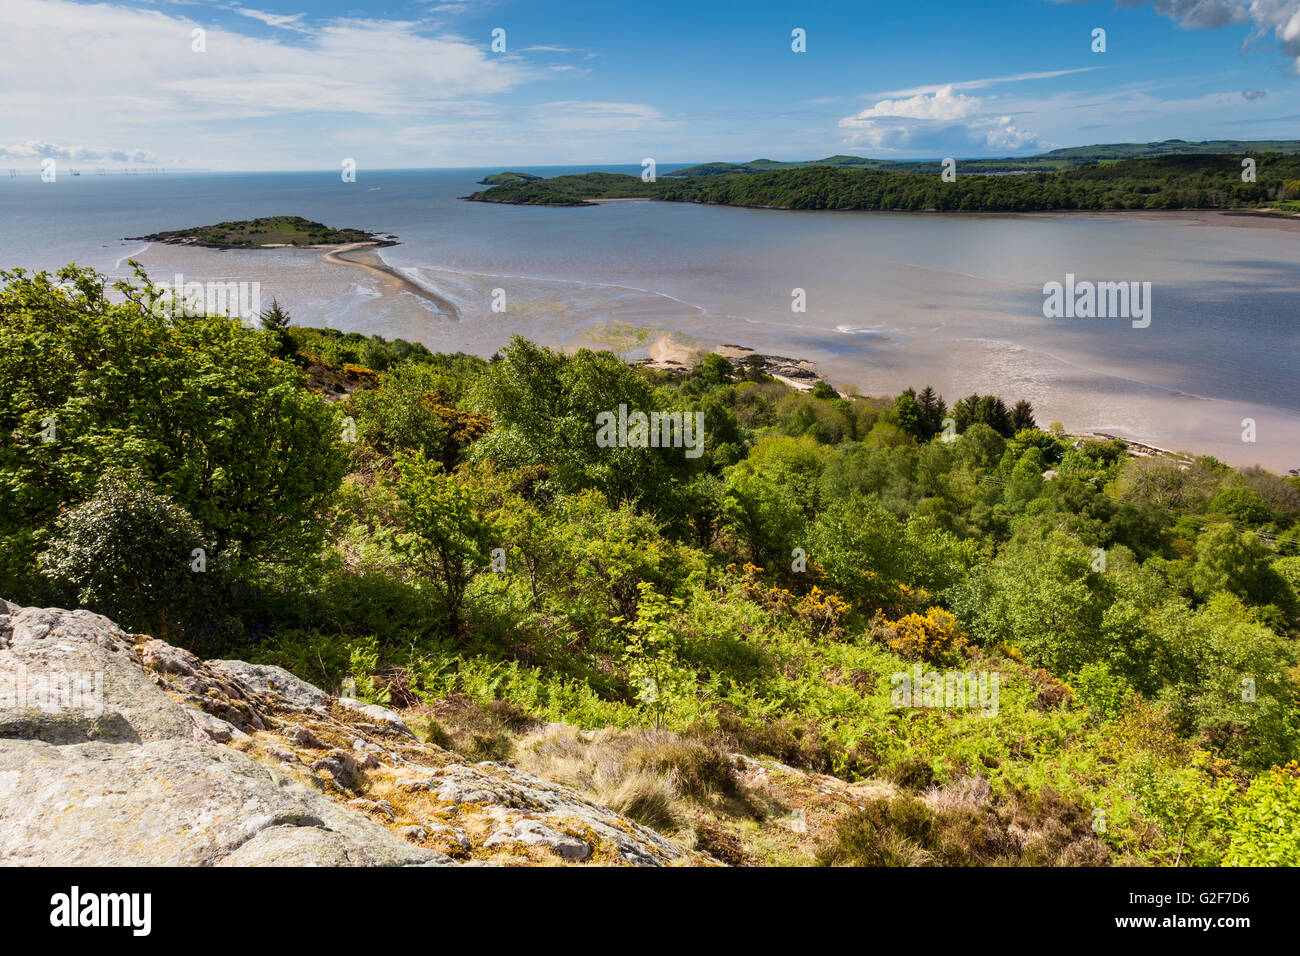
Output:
0 600 702 867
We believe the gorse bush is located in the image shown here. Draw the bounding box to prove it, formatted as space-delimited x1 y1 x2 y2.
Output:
878 607 969 663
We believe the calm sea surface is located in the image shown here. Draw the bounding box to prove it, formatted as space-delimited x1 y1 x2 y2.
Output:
1 167 1297 469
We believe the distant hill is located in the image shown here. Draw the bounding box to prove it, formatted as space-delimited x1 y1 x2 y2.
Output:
668 139 1300 177
1040 139 1300 160
477 171 543 185
671 155 909 176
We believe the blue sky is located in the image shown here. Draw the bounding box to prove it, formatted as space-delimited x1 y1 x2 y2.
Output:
1 0 1298 169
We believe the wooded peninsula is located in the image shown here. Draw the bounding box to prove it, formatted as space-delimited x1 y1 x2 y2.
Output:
470 152 1300 213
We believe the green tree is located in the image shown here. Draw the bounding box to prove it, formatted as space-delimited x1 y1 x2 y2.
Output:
353 362 492 468
1009 399 1036 432
916 386 946 437
954 534 1111 674
807 494 908 606
395 451 498 634
1207 488 1271 525
0 264 348 598
891 391 929 442
469 337 698 515
621 581 690 729
38 469 209 640
1190 523 1289 610
1222 765 1300 865
258 298 292 331
721 463 805 565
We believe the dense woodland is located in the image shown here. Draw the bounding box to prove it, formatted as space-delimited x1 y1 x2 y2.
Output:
667 140 1300 177
3 263 1299 865
472 153 1300 212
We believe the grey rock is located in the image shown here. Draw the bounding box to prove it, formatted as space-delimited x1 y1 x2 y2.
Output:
426 824 472 852
0 605 195 743
138 640 265 733
1 602 692 867
311 749 365 792
187 709 248 744
485 819 591 862
286 724 326 749
207 659 332 712
434 779 497 805
430 763 681 866
337 697 415 737
0 737 443 866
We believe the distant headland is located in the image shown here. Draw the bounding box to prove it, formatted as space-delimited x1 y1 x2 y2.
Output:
469 140 1300 214
477 171 543 186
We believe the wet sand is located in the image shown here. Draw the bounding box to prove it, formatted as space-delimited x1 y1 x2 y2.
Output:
1015 208 1300 233
122 208 1300 473
320 243 459 319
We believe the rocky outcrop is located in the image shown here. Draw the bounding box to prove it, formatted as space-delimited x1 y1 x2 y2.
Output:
635 335 827 393
0 600 700 866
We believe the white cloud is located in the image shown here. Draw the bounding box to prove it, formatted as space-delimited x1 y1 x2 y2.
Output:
839 85 1042 152
1066 0 1300 71
982 117 1039 149
837 67 1113 153
849 85 984 122
0 0 627 166
868 67 1102 99
534 100 666 132
0 140 154 162
0 0 542 129
229 6 308 30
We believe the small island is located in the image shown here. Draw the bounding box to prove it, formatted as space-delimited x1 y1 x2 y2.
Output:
127 215 397 249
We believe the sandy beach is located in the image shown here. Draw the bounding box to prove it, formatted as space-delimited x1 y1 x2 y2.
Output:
320 242 460 319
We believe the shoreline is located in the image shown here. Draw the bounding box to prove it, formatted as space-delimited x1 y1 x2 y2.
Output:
475 196 1300 232
319 243 460 320
125 235 401 251
637 335 1296 472
125 216 1296 473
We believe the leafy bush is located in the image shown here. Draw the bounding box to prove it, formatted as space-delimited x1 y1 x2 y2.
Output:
1221 763 1300 865
38 469 213 640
